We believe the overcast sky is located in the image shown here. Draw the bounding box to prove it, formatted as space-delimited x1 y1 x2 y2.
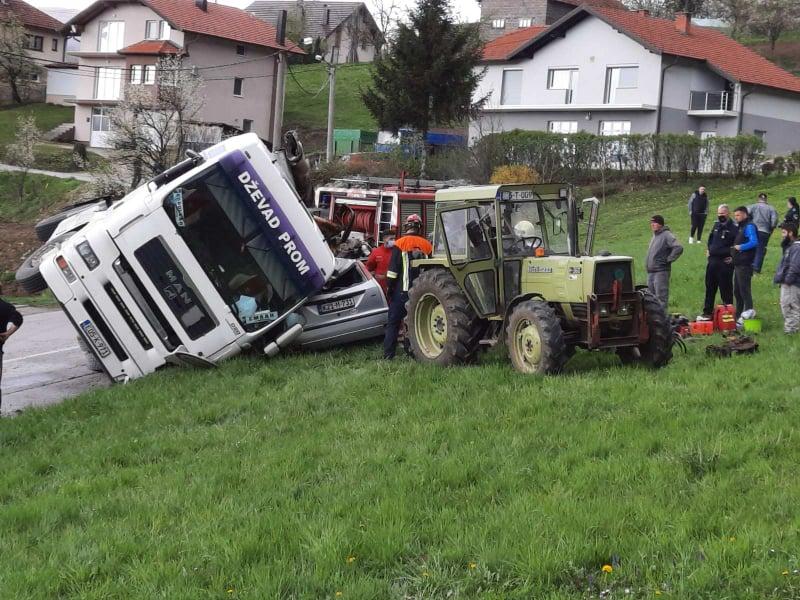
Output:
27 0 482 24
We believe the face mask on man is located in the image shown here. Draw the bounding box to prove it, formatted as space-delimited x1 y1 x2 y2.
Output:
235 295 258 319
718 215 727 222
385 239 396 248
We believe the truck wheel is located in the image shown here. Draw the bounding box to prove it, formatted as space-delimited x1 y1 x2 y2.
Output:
617 291 673 368
406 269 480 365
506 300 567 375
34 202 100 242
15 232 74 294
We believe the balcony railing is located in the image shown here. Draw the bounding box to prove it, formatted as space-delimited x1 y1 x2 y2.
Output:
689 91 733 112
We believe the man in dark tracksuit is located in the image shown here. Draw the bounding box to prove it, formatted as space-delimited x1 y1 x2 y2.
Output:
732 206 759 319
383 215 432 359
701 204 737 318
0 296 24 411
688 186 709 243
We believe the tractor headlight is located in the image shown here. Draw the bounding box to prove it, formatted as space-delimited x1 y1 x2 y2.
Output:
617 304 632 316
76 240 100 270
599 304 610 317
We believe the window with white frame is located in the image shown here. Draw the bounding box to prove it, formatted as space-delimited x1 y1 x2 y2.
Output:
604 66 638 103
492 19 505 28
145 20 170 40
500 69 522 105
95 67 122 100
547 68 578 104
519 18 532 27
549 121 578 134
599 121 631 136
130 64 143 84
143 65 156 85
97 21 125 52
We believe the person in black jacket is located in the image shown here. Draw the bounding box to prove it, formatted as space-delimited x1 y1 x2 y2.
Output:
688 186 709 244
784 197 799 226
700 204 737 318
0 294 24 411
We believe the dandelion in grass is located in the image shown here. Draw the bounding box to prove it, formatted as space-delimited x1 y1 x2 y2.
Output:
655 592 662 596
422 570 430 577
729 536 736 542
227 589 234 594
602 564 613 573
335 592 343 597
346 555 356 564
782 570 790 576
468 562 477 570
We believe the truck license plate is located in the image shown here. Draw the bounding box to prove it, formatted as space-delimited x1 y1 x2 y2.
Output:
80 319 111 358
318 297 356 314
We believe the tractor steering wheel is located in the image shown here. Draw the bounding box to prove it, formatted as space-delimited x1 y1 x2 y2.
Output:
504 234 543 254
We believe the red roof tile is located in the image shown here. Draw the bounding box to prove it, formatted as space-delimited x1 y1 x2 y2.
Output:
118 39 180 54
483 26 548 61
144 0 304 54
592 7 800 94
0 0 64 33
558 0 626 7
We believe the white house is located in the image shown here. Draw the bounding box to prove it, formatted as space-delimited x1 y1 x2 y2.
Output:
473 6 800 155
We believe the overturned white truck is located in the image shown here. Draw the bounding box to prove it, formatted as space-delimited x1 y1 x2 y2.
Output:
32 133 387 382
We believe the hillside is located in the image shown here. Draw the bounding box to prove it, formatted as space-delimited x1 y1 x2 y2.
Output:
743 30 800 75
283 63 378 152
4 174 800 597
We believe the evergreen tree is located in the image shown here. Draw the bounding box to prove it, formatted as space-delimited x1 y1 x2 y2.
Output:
361 0 486 161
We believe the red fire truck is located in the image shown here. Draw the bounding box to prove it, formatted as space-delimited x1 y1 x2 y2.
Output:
314 177 449 244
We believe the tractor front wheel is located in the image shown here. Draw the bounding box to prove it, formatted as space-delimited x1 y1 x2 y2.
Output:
506 300 568 375
406 269 481 365
617 290 673 368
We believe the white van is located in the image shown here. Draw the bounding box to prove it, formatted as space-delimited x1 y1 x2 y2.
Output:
39 133 338 382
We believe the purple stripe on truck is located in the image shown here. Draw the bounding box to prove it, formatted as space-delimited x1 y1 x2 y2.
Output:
218 149 326 295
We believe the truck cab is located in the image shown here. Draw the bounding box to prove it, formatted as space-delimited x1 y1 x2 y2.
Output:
40 133 336 382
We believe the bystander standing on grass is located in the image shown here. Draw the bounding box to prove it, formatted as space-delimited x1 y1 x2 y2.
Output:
774 222 800 333
688 185 709 244
646 214 683 309
700 203 737 319
749 192 779 273
0 291 24 411
732 206 759 319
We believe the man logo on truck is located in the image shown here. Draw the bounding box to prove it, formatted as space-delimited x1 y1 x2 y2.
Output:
237 169 311 276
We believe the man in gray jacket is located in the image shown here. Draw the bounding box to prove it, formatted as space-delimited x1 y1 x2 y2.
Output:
749 192 779 273
774 222 800 333
646 215 684 309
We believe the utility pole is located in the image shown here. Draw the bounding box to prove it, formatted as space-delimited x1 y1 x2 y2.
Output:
272 10 288 148
317 54 336 162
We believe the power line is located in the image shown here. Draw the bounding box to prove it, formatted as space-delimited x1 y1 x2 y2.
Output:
287 63 328 97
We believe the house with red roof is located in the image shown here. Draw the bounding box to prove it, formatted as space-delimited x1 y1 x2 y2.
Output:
473 6 800 154
479 0 626 41
64 0 304 148
0 0 68 104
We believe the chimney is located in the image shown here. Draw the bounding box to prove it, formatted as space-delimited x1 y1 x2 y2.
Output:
636 9 649 16
276 9 287 45
674 11 691 34
195 0 207 11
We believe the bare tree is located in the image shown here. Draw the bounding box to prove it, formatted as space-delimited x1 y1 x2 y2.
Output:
707 0 753 38
373 0 399 45
109 56 204 187
749 0 800 51
5 115 40 199
0 15 42 104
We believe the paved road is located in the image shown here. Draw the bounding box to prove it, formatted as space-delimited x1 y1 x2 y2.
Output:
2 306 109 416
0 163 95 182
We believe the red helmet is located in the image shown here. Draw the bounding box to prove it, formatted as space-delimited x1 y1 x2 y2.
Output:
404 213 422 233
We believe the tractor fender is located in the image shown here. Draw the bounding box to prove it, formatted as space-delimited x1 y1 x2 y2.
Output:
503 293 547 327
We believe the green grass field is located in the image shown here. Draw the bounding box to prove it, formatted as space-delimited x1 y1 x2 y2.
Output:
283 63 378 132
0 102 73 147
3 175 800 598
0 172 83 222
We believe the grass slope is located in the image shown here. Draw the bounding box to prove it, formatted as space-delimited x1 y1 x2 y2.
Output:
0 102 73 146
0 171 83 223
283 63 378 132
3 176 800 598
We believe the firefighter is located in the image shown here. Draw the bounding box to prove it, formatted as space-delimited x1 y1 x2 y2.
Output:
365 228 397 298
383 215 433 359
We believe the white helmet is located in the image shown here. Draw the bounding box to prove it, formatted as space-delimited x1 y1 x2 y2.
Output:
514 220 536 238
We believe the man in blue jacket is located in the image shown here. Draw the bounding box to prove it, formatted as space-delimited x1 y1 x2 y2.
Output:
732 206 759 319
774 222 800 333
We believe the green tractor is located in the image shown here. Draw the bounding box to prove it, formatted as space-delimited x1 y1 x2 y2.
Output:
406 183 673 374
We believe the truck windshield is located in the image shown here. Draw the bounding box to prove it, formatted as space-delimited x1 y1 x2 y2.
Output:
501 200 570 256
163 164 303 332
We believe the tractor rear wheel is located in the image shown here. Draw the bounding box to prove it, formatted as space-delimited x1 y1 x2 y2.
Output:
617 290 673 368
506 300 568 375
406 269 481 365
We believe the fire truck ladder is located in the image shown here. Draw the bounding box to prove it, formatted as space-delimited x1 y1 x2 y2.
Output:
378 194 394 234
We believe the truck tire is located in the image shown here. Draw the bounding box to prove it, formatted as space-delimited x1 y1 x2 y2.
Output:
506 300 568 375
406 269 481 366
34 202 99 242
15 232 74 294
617 291 673 368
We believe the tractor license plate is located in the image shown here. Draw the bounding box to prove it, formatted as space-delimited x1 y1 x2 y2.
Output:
80 319 111 358
318 297 356 314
